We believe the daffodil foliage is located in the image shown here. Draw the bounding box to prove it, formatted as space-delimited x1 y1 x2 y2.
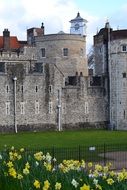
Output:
0 146 127 190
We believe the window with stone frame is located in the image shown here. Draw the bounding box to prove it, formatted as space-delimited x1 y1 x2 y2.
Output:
85 102 89 114
124 110 126 120
35 100 39 114
49 101 53 114
0 62 5 72
35 85 38 93
34 62 43 73
6 85 9 93
21 85 24 93
122 72 126 78
41 48 46 57
6 102 10 115
49 85 52 93
121 45 127 52
63 48 68 56
20 102 25 115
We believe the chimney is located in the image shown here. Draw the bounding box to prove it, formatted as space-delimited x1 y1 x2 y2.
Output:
41 22 45 35
3 29 10 50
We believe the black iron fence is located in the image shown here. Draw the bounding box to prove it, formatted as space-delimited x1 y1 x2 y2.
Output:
26 144 127 170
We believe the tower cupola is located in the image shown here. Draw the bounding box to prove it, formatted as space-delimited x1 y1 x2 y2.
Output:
70 12 87 36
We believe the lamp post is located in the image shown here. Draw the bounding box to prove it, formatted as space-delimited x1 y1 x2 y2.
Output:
13 76 17 133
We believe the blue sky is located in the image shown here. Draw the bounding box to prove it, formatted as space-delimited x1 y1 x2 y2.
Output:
76 0 127 16
0 0 127 51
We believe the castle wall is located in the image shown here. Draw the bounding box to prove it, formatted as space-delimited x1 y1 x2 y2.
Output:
35 34 88 77
0 34 108 132
110 39 127 129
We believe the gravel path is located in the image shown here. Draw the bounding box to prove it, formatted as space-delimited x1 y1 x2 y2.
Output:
99 151 127 170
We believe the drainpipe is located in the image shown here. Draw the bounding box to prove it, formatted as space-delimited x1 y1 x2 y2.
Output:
13 76 17 133
58 89 61 131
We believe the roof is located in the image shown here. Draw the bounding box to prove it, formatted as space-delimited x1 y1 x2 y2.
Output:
70 12 87 23
0 36 27 50
111 30 127 40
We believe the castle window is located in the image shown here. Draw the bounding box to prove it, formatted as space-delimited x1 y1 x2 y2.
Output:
6 102 10 115
0 62 5 72
21 85 23 93
35 100 39 114
34 62 43 73
49 101 53 114
41 48 45 57
49 85 52 93
121 45 127 52
63 48 68 56
36 86 38 92
6 85 9 93
122 72 126 78
80 48 83 56
124 110 126 119
85 102 89 114
20 102 25 115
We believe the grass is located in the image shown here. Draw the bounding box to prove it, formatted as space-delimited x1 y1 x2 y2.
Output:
0 129 127 149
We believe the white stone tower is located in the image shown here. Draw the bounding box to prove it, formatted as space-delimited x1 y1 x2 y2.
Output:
70 12 87 36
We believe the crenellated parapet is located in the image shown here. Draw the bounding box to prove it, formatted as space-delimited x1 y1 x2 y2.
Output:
0 46 37 61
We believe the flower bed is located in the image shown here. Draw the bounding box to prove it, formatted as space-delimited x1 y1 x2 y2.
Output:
0 146 127 190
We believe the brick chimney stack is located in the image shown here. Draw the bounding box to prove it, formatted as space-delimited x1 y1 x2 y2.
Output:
41 22 45 35
3 29 10 50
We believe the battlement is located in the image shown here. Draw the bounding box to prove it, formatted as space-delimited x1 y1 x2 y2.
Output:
0 46 37 61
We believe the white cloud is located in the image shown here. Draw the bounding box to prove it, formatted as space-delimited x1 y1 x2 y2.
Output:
0 0 127 53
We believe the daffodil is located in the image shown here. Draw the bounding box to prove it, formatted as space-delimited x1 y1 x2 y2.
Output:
71 179 79 188
88 162 93 168
80 184 90 190
6 161 13 168
107 178 114 185
95 164 102 172
34 151 43 161
34 179 41 189
55 182 61 190
117 172 124 182
17 173 23 179
23 167 29 175
43 180 50 190
8 167 17 178
20 148 24 152
96 184 102 190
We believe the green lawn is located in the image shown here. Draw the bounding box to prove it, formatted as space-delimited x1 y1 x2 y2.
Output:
0 129 127 149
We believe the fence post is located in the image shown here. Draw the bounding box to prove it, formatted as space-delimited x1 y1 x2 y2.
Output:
52 146 55 166
104 143 106 166
78 145 81 161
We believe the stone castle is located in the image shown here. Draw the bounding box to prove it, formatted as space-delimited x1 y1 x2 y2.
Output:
0 13 126 132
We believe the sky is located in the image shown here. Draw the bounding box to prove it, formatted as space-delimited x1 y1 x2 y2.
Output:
1 0 127 52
